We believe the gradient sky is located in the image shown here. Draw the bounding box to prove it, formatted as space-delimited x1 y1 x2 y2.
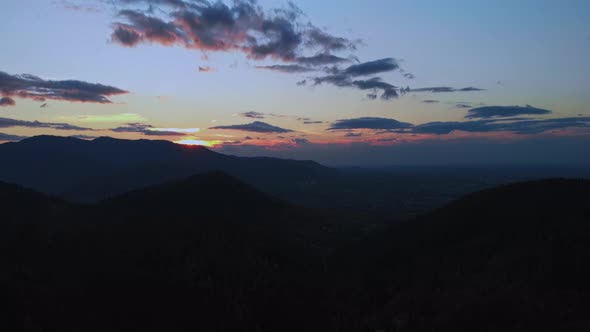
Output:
1 0 589 165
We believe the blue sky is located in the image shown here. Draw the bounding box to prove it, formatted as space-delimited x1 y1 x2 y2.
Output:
1 0 589 165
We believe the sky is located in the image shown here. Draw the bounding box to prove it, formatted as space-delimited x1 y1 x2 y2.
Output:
1 0 589 165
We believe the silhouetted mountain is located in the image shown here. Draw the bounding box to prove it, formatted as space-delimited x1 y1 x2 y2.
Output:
0 135 333 203
2 136 589 216
334 179 590 331
1 174 589 331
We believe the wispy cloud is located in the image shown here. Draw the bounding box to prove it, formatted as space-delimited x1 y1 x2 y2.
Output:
410 86 484 93
210 121 293 133
327 115 590 135
238 111 266 119
328 117 412 130
111 123 199 136
0 117 94 131
465 105 552 119
255 65 315 73
0 71 127 104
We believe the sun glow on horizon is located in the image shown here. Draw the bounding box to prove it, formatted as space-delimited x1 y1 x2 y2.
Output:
174 139 223 147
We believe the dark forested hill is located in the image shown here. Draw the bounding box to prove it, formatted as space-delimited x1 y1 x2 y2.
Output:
1 176 589 331
335 179 590 331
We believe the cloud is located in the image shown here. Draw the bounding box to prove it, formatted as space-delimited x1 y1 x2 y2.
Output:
456 103 471 108
0 97 16 107
344 132 362 137
352 77 396 90
303 121 323 124
292 138 310 145
465 105 552 119
111 122 198 136
0 71 127 104
0 132 27 141
410 86 484 93
255 65 314 73
325 114 590 135
296 53 351 66
411 117 590 135
238 111 265 119
312 58 403 100
422 99 439 103
0 117 94 131
328 117 413 130
210 121 293 133
108 0 357 63
344 58 399 77
40 103 48 108
304 27 357 52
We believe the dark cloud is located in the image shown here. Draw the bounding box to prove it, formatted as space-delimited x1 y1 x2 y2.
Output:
344 58 399 77
465 105 552 119
0 71 127 104
376 137 397 142
410 86 484 93
345 132 362 137
456 103 471 108
255 65 314 73
0 97 16 107
303 121 324 124
403 73 415 79
296 53 351 66
210 121 293 133
0 132 27 141
312 58 403 100
329 117 413 130
422 99 439 103
352 77 396 90
411 117 590 135
111 123 187 136
0 117 94 131
304 27 356 52
380 88 399 100
292 138 310 145
239 111 265 119
296 79 307 86
108 0 357 63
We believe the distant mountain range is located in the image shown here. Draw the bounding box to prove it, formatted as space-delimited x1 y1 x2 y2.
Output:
3 135 589 216
1 174 589 331
0 135 333 203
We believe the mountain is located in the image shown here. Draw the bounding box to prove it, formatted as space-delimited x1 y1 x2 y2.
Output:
1 176 589 331
0 135 333 203
3 136 588 216
334 179 590 331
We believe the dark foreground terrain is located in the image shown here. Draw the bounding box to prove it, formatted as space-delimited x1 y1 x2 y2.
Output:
1 174 589 331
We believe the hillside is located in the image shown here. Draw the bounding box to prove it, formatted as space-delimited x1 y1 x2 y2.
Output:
1 177 589 331
335 179 590 331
